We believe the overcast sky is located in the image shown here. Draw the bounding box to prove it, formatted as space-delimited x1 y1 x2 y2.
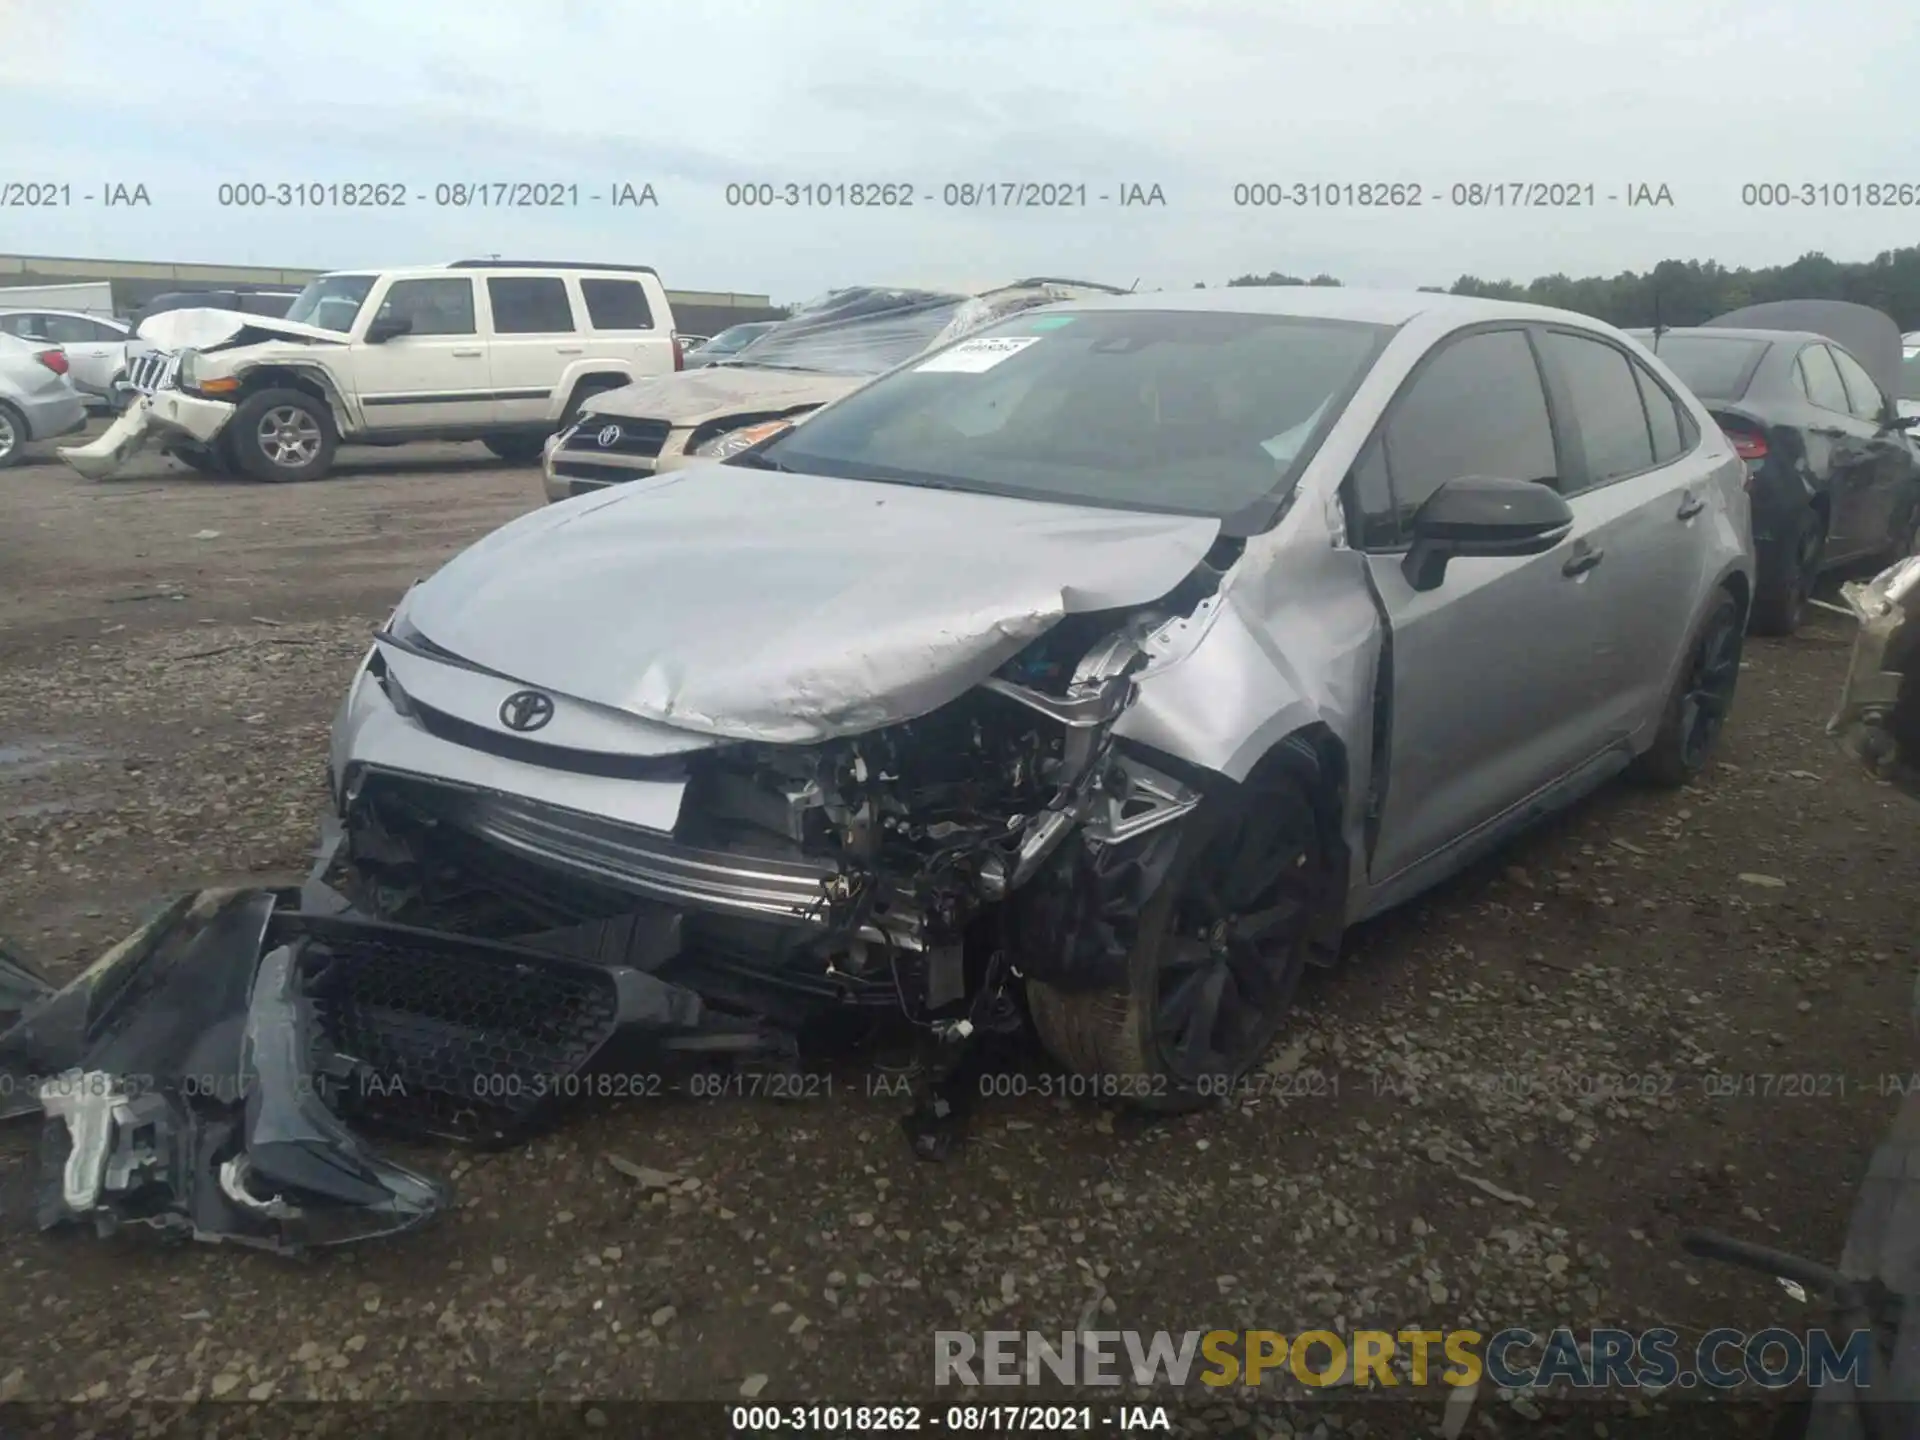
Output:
1 0 1913 303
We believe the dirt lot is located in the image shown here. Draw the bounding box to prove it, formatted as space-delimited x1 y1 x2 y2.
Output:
1 433 1916 1435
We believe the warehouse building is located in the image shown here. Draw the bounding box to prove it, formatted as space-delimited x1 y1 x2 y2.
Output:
0 254 783 338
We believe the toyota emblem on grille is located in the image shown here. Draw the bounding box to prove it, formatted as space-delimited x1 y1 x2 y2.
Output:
596 424 621 448
498 689 556 732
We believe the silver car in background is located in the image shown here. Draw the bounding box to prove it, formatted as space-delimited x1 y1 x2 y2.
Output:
0 332 89 467
0 309 142 412
329 288 1753 1106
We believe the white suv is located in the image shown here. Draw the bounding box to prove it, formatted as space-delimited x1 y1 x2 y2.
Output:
60 260 681 483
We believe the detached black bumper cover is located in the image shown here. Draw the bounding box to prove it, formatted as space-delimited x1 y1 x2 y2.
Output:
0 887 741 1254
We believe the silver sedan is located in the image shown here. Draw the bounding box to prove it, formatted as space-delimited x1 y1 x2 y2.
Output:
325 287 1754 1107
0 333 89 468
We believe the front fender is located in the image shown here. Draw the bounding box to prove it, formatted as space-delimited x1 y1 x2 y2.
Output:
236 360 359 435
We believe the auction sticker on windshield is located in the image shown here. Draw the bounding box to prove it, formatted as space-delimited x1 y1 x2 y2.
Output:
915 335 1042 373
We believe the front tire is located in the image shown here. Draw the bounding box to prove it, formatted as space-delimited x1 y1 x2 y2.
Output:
1631 588 1743 788
1026 760 1328 1113
229 388 337 483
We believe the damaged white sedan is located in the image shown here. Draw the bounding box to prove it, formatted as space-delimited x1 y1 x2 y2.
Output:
325 288 1755 1120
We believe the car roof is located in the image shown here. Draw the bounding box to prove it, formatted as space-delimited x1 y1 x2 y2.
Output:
1049 286 1603 327
0 306 124 323
317 263 661 282
1635 326 1818 346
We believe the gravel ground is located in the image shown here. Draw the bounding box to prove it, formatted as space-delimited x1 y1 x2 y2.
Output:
1 436 1916 1436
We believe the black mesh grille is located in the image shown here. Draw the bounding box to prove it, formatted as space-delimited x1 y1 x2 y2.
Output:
297 926 621 1145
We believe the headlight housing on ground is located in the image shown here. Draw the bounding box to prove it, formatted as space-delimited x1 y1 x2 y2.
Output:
692 418 794 460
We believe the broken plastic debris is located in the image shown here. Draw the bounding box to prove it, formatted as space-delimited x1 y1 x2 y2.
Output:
1457 1172 1536 1208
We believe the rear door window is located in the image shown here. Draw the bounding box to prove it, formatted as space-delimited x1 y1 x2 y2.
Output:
1828 345 1888 422
487 276 577 334
579 278 654 330
1542 330 1656 488
40 314 106 344
1796 344 1853 415
1632 361 1686 463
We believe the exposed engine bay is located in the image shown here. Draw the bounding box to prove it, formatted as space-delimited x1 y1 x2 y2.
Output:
325 539 1246 1148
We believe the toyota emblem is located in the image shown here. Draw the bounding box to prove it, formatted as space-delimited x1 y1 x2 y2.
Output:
596 423 621 448
498 689 556 732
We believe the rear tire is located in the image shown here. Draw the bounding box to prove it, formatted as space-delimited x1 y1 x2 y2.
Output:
1026 760 1328 1114
0 401 26 469
1751 509 1823 636
483 433 547 464
1631 588 1744 788
229 388 336 483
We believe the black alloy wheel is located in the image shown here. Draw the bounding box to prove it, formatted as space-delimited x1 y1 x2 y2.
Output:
1632 588 1744 788
1152 785 1320 1088
1676 600 1744 772
1026 761 1327 1113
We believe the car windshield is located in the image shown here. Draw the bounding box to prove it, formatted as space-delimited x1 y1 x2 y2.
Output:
703 323 773 355
283 275 376 333
1642 334 1767 400
747 308 1392 530
723 289 978 375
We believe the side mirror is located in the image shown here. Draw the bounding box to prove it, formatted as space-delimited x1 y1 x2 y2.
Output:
364 314 412 344
1401 476 1574 592
1885 412 1920 432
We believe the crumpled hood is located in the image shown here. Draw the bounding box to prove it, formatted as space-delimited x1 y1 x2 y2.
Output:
583 367 858 428
136 308 348 352
401 464 1221 743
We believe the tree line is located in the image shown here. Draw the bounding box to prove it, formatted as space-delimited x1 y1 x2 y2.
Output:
1221 246 1920 330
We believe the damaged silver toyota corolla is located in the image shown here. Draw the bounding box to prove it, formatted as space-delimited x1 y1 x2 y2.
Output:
326 288 1755 1117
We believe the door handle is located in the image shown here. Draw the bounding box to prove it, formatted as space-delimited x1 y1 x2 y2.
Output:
1562 545 1605 578
556 346 583 355
451 348 483 358
1676 493 1705 520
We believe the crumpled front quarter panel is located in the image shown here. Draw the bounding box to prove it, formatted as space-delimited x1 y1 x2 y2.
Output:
1116 505 1382 786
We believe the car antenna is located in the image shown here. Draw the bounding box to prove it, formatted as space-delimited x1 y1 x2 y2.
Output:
1128 278 1139 293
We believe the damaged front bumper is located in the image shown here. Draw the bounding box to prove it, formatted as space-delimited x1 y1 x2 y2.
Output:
0 887 772 1253
327 615 1210 1032
57 385 234 480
